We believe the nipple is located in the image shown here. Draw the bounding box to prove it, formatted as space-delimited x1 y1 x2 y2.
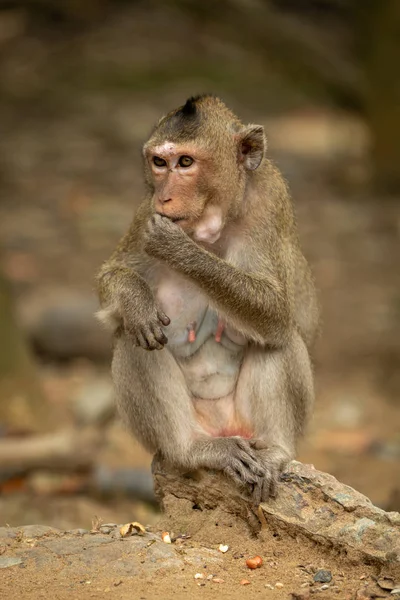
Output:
215 319 224 343
187 322 197 343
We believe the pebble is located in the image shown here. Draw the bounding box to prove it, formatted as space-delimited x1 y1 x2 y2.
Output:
265 583 274 589
275 582 284 589
320 584 330 590
314 570 332 583
0 557 23 569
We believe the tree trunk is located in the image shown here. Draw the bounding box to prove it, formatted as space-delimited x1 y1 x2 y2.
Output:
0 271 53 432
362 0 400 193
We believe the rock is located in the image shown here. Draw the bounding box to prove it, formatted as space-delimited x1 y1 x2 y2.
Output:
66 529 89 536
0 557 23 568
18 287 112 360
18 525 61 538
377 577 396 591
94 466 155 503
72 377 115 425
314 570 332 583
152 458 400 565
0 527 17 539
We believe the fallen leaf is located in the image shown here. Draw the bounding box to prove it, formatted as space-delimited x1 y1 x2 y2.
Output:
119 522 146 537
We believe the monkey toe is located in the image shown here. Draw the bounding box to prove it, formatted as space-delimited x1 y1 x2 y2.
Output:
224 463 259 487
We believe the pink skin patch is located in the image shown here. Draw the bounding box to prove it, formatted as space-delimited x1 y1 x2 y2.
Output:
215 319 224 343
193 205 223 244
187 321 197 343
218 427 253 439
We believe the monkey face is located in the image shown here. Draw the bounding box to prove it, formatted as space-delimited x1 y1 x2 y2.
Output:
144 141 216 235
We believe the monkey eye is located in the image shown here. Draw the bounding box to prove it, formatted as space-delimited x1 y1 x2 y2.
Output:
178 155 194 168
153 156 167 167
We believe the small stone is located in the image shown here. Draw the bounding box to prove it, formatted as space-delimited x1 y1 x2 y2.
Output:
320 585 330 590
218 544 229 553
377 577 396 591
19 525 60 539
212 578 225 583
314 570 332 584
73 378 115 425
265 583 275 589
275 582 284 589
291 592 310 600
390 589 400 595
0 557 23 569
240 579 251 585
194 573 205 580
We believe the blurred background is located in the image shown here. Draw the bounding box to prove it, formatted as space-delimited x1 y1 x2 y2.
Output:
0 0 399 529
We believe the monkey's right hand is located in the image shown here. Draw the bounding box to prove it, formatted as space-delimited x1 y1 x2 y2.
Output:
119 290 170 350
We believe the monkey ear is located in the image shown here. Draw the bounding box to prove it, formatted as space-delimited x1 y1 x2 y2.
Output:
237 125 266 171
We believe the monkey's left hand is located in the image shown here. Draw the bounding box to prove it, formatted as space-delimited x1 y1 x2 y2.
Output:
144 214 192 260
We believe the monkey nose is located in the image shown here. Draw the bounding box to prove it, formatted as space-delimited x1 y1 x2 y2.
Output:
159 197 173 205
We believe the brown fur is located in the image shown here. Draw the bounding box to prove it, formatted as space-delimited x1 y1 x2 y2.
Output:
96 95 319 503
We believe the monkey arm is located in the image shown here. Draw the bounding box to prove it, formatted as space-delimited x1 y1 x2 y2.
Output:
144 215 293 347
173 250 291 347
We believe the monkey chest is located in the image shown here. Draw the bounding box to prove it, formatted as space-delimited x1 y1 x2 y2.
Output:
151 270 245 354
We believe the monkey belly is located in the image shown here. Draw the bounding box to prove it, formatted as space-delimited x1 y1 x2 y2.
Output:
178 337 244 399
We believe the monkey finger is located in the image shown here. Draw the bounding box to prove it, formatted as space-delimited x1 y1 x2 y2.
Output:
249 438 269 451
268 471 279 499
131 335 141 347
136 330 150 350
151 324 168 345
260 477 272 503
157 310 171 326
142 328 164 351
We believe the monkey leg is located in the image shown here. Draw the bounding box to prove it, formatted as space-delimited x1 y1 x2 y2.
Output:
112 336 265 486
235 330 314 503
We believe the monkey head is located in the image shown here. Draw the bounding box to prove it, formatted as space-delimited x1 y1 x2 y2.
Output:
142 95 266 244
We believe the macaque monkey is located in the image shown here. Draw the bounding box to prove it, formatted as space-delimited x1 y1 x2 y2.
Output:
96 95 319 503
